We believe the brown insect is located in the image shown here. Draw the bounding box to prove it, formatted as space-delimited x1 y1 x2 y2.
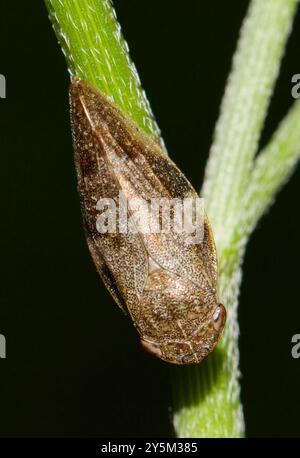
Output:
69 77 226 364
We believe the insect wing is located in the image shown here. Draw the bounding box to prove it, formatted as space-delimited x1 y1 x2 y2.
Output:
70 80 149 314
70 77 218 317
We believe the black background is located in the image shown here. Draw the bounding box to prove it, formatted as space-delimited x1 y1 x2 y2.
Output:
0 0 300 437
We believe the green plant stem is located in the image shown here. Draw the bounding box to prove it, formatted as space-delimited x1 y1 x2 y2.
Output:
45 0 160 138
173 0 299 438
202 0 298 253
45 0 300 438
238 100 300 244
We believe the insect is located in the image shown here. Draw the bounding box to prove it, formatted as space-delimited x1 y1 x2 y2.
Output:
69 77 226 364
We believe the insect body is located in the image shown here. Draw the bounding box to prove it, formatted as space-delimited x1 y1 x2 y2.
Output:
70 78 226 364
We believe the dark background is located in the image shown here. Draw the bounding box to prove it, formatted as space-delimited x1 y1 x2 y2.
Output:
0 0 299 437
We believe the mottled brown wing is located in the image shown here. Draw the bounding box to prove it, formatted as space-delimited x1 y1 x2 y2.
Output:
122 139 218 288
70 78 217 301
70 81 149 314
86 235 128 313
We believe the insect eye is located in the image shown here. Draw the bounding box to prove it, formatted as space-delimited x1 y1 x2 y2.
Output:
212 304 226 331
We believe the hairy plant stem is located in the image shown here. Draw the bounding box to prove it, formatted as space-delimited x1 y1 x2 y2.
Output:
172 0 299 438
45 0 160 138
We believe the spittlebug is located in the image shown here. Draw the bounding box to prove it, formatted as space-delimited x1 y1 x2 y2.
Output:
69 77 226 364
